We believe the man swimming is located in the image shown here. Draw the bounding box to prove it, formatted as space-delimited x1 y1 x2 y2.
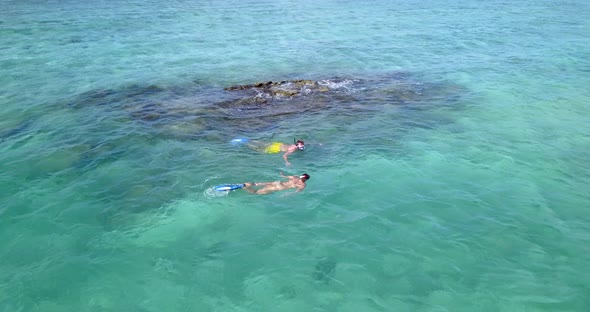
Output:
242 172 310 195
247 139 305 166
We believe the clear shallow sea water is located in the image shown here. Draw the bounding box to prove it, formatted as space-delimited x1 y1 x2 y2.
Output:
1 0 590 311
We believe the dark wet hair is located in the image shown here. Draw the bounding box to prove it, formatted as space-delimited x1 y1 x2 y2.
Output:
295 139 304 145
300 173 310 181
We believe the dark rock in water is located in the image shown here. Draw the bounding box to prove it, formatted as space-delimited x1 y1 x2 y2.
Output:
225 79 316 91
313 257 337 283
64 74 467 139
224 79 330 99
216 79 352 118
224 80 274 90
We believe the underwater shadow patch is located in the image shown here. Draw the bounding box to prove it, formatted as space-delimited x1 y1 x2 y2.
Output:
64 74 468 139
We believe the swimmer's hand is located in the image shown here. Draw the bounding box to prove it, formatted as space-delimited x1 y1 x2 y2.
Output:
280 172 296 179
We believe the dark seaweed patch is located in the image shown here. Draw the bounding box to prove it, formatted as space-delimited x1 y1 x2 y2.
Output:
0 119 33 143
64 74 467 139
313 257 337 283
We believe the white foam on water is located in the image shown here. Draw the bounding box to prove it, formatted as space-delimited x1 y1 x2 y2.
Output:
318 79 355 92
204 186 230 198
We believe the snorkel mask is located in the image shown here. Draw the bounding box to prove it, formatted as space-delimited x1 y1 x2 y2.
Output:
295 139 305 151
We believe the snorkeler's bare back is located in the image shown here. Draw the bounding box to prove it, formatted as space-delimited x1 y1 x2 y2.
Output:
257 180 292 190
249 179 300 194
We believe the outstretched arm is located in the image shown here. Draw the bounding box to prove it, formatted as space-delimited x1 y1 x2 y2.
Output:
282 150 294 166
280 172 296 179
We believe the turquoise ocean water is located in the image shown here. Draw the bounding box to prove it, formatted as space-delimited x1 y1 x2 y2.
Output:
1 0 590 310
